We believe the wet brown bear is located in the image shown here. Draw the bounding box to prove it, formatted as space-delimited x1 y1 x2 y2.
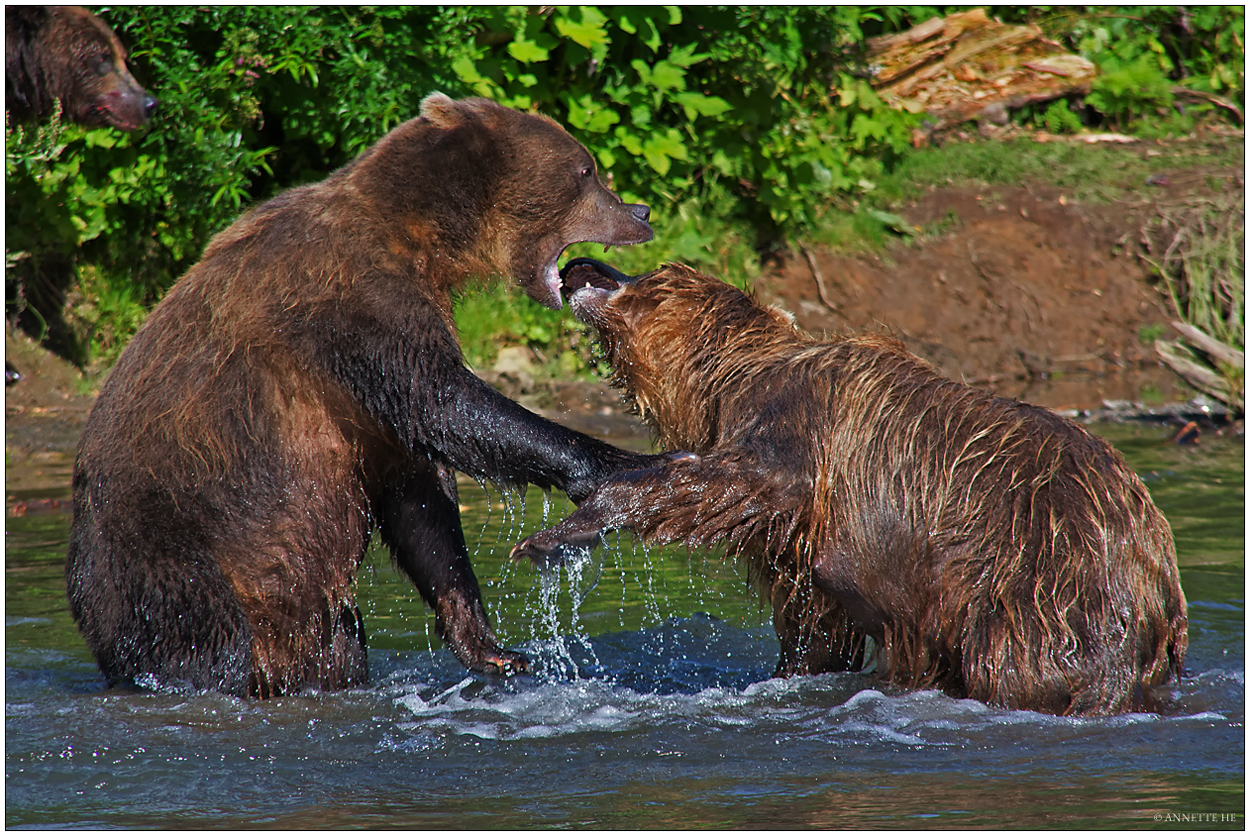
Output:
6 6 157 130
67 95 664 697
514 259 1189 716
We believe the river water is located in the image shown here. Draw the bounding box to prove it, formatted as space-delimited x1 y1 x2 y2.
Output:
4 421 1244 829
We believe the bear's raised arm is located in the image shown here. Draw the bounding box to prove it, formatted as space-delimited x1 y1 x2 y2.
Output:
510 448 811 563
426 369 670 503
293 289 669 503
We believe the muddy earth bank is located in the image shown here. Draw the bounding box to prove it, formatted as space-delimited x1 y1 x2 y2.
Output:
762 182 1177 406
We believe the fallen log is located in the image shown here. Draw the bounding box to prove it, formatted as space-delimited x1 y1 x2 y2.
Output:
863 9 1097 144
1155 338 1241 411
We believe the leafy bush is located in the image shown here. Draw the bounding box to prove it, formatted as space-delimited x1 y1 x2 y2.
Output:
436 6 920 238
999 6 1245 133
1085 57 1175 131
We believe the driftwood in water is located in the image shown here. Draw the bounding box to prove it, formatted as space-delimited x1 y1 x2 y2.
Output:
864 9 1096 144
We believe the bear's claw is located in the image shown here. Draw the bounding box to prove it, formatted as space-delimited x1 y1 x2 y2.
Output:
482 650 529 676
509 536 548 564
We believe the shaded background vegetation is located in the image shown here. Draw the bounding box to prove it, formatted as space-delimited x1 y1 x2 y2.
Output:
5 5 1244 371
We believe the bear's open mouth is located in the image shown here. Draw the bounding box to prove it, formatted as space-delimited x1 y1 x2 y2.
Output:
559 257 631 300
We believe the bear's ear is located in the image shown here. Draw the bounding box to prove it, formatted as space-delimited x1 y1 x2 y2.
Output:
419 92 459 127
420 93 499 129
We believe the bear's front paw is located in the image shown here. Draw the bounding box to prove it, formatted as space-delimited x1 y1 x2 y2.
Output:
510 532 559 565
511 534 597 568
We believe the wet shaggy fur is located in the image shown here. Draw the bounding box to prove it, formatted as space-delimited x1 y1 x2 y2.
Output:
6 6 157 130
67 95 660 698
514 261 1189 715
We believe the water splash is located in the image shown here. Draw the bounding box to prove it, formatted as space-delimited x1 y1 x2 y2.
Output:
530 543 605 680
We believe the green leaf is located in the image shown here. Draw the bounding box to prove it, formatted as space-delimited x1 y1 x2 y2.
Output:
507 38 549 64
570 96 622 133
851 113 885 146
642 130 687 176
666 42 708 68
451 55 485 84
554 7 610 51
587 108 620 133
648 60 687 92
640 15 662 52
630 59 653 86
566 95 621 133
672 92 732 120
615 127 644 156
614 10 637 35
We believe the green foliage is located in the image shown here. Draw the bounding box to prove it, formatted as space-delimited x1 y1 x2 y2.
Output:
5 114 172 363
999 6 1245 134
70 265 149 368
1085 56 1175 130
1068 6 1244 100
442 6 918 238
1034 99 1085 135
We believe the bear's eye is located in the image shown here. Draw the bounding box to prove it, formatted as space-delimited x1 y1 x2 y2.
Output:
579 166 593 180
92 55 113 76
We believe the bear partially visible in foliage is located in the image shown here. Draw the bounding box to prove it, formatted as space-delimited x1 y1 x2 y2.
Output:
6 6 157 130
514 259 1188 716
67 95 662 698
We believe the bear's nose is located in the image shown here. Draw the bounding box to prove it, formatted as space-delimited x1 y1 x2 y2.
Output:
143 95 159 119
629 203 650 223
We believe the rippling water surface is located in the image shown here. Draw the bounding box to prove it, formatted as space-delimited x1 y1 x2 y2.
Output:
5 422 1244 829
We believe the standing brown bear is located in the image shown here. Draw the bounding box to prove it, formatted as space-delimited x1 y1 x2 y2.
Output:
514 259 1189 716
67 95 664 698
5 6 157 130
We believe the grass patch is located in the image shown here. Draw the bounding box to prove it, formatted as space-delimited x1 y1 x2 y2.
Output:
789 131 1245 265
875 135 1243 205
